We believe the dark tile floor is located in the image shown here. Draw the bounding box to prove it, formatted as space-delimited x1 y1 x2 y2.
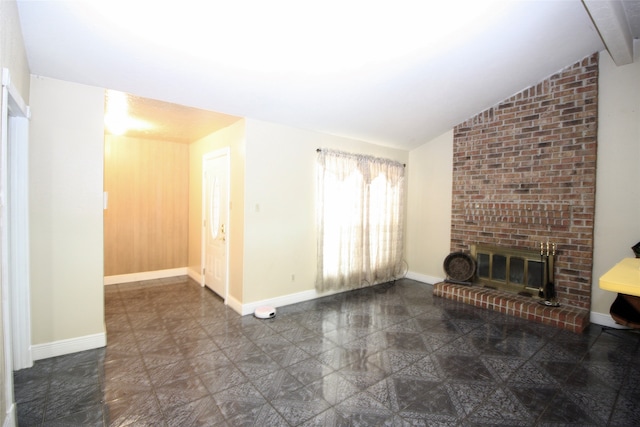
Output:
13 277 640 426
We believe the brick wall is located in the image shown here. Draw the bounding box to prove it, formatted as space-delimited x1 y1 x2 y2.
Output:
451 53 598 310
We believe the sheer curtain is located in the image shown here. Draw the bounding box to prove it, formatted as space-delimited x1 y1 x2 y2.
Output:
316 149 405 293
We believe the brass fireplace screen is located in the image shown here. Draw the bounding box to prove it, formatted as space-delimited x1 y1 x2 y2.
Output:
471 244 546 295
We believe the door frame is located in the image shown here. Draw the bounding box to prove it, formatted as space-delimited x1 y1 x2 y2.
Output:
200 148 230 303
1 68 31 425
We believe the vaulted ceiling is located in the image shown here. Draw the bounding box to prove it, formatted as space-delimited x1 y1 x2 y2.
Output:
15 1 640 150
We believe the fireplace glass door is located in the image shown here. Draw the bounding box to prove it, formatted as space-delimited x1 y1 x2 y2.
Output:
472 244 545 295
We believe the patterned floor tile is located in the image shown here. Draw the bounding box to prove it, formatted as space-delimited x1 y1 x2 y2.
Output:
198 365 248 395
265 341 313 368
465 386 534 425
446 382 497 417
535 388 601 426
435 354 495 382
482 355 527 382
506 360 558 386
397 354 442 381
146 359 195 388
609 393 640 427
13 277 640 426
212 380 266 420
338 356 388 391
509 386 558 418
380 317 423 333
562 385 618 425
366 377 402 412
154 375 210 410
248 368 305 400
384 331 430 352
287 356 334 385
333 392 396 425
304 372 362 405
536 359 580 383
103 392 166 427
376 349 427 375
316 346 380 370
432 336 481 356
393 378 459 419
270 393 331 425
162 395 227 427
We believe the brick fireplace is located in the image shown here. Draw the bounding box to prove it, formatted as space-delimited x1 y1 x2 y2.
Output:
437 53 599 331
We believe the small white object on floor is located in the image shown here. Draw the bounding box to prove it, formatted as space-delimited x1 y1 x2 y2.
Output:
254 305 276 319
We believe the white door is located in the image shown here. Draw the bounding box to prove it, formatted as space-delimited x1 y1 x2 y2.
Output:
203 150 229 299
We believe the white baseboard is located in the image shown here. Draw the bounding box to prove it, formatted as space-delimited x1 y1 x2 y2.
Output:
31 332 106 361
104 268 188 285
590 311 630 329
405 271 443 285
238 277 437 317
241 289 318 316
225 294 242 315
187 267 203 285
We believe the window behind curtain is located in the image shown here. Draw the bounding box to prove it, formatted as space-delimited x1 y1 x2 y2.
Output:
316 149 405 292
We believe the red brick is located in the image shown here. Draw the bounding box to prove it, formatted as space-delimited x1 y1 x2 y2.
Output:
450 54 597 311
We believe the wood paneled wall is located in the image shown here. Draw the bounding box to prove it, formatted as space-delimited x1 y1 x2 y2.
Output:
104 135 189 276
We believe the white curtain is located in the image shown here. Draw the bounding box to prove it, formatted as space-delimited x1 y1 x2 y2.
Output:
316 149 405 293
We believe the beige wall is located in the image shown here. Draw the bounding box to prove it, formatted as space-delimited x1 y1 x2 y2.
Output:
29 76 105 345
0 0 30 423
591 53 640 318
0 0 30 100
104 135 189 276
188 119 245 301
406 130 453 282
242 119 408 303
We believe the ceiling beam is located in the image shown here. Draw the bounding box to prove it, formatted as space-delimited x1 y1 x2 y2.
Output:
583 0 634 65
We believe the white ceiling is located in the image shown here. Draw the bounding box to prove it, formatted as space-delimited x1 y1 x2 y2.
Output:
14 1 639 150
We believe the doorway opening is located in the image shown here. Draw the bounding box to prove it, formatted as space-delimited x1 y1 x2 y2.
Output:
103 91 240 287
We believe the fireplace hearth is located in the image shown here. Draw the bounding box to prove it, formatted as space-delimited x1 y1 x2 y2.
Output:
434 243 589 332
433 281 589 333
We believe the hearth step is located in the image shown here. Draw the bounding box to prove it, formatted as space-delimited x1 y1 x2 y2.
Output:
433 282 589 333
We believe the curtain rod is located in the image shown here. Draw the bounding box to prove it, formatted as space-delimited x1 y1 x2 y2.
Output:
316 148 406 167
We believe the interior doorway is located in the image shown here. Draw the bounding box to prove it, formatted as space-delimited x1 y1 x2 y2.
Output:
103 91 240 284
